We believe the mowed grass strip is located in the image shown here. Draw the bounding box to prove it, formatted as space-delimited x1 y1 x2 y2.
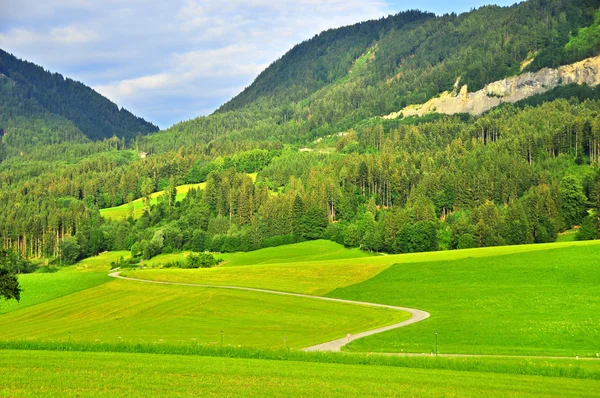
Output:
2 350 599 397
218 240 374 267
0 280 409 349
330 244 600 357
142 240 372 269
127 240 600 296
125 260 388 296
100 183 206 220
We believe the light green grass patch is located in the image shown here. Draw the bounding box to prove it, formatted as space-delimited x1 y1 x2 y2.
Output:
219 240 374 267
125 259 389 296
0 252 130 314
0 280 409 349
2 350 598 397
331 244 600 357
100 183 206 220
75 251 131 272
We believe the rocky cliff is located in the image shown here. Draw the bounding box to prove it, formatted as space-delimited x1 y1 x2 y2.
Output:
384 55 600 119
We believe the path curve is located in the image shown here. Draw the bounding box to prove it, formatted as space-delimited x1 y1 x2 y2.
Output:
108 272 430 351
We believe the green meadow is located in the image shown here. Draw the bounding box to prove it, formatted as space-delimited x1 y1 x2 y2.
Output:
0 251 130 315
127 240 600 296
219 240 374 267
123 240 600 356
331 244 600 357
2 350 599 397
2 239 600 396
0 278 408 349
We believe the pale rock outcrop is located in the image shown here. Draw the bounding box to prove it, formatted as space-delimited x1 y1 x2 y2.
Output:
384 55 600 119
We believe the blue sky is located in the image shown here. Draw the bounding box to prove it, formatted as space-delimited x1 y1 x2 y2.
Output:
0 0 518 129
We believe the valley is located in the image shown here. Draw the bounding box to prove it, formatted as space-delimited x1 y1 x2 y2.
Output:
2 0 600 396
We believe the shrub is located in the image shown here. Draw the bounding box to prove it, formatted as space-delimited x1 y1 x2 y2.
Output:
183 253 219 269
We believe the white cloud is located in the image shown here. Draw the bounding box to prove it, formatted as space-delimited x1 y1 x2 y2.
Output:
0 25 99 47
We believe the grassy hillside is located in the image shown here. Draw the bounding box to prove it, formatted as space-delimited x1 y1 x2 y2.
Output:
100 183 206 220
219 240 374 267
124 240 600 356
0 251 128 315
0 278 408 349
127 240 600 295
3 350 599 397
330 244 600 357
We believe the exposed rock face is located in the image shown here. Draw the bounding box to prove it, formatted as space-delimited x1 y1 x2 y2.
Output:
384 55 600 119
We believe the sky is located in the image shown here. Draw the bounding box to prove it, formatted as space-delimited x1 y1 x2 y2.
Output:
0 0 517 129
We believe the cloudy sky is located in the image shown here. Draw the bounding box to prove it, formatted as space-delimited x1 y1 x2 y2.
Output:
0 0 517 129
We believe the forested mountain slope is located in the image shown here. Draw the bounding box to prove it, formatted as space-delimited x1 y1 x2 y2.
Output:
157 0 600 150
2 0 600 265
0 49 158 156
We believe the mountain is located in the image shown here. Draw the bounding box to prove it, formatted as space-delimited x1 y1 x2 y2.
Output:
2 0 600 264
211 0 600 131
0 49 158 153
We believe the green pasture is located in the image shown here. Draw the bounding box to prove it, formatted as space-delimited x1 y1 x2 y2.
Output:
141 240 372 268
0 279 408 349
0 271 109 315
127 240 600 296
100 183 206 220
2 350 598 397
1 251 128 315
331 244 600 357
219 240 374 267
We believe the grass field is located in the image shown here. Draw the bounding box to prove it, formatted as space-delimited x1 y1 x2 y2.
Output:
130 241 380 295
0 271 110 315
0 279 409 349
100 183 206 220
2 350 599 397
219 240 374 267
329 244 600 357
4 238 600 396
127 240 600 295
0 252 129 315
142 235 373 269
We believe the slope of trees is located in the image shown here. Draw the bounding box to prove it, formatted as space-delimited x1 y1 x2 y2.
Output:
1 0 600 265
2 97 600 262
0 49 158 155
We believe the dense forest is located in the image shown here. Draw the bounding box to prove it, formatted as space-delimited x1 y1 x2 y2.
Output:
0 49 158 155
1 0 600 267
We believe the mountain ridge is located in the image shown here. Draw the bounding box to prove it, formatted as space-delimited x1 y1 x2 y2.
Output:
0 49 158 153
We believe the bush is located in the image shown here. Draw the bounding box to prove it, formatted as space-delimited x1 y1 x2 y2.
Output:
183 253 219 269
35 266 58 274
457 233 476 249
261 235 297 248
576 215 597 241
58 236 80 265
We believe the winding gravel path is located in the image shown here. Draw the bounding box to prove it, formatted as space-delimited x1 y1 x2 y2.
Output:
108 272 430 351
